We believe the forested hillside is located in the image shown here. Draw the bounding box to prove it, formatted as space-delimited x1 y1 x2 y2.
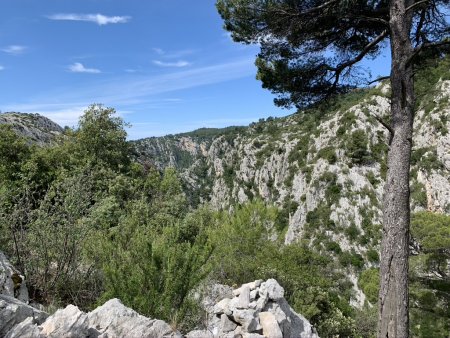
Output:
0 59 449 337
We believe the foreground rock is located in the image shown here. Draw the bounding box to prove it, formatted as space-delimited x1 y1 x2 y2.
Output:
0 295 48 337
5 298 182 338
0 254 318 338
191 279 319 338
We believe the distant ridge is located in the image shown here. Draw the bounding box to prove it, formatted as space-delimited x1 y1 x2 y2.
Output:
0 112 63 145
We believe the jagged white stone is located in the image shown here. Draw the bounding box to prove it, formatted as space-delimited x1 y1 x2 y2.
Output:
259 312 283 338
202 279 320 338
0 295 47 337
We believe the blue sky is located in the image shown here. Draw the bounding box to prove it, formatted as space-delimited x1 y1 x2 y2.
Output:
0 0 390 139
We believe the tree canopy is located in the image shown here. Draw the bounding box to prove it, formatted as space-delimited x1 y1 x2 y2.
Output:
217 0 450 108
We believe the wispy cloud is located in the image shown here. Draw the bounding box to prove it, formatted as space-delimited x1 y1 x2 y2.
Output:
153 60 191 68
47 13 131 25
68 62 101 74
152 48 195 59
4 58 256 131
1 45 27 55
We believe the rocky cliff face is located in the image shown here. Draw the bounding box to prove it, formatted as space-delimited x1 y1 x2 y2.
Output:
134 81 450 268
0 112 63 145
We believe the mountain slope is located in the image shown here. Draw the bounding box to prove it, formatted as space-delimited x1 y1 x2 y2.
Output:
133 72 450 271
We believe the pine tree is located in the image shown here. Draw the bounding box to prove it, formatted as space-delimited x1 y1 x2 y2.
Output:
216 1 450 336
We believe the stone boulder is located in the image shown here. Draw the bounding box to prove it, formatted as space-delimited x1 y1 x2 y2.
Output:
199 279 319 338
88 298 181 338
1 254 320 338
5 298 182 338
0 295 48 337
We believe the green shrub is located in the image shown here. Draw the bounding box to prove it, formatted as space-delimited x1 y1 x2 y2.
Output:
409 211 450 337
325 240 342 254
345 223 360 242
317 146 337 164
339 250 365 270
358 268 380 304
366 171 379 186
366 249 380 263
346 130 373 165
98 205 213 332
411 181 427 208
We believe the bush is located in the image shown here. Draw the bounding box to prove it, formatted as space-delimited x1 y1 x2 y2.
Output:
366 249 379 263
317 146 337 164
358 268 380 304
345 223 360 242
346 130 373 165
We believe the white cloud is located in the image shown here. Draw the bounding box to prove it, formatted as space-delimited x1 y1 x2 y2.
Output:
153 60 191 68
3 58 256 133
152 48 196 58
70 58 254 102
47 13 131 25
1 45 27 55
69 62 101 74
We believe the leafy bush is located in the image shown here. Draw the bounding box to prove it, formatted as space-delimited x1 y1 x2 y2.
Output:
358 268 380 304
411 181 427 208
345 130 373 165
366 249 380 263
98 206 213 332
317 146 337 164
345 224 360 242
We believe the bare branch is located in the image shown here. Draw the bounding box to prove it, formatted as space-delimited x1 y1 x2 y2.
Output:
413 9 427 46
367 75 391 85
407 38 450 65
333 30 389 72
352 16 389 26
374 114 394 136
406 0 430 12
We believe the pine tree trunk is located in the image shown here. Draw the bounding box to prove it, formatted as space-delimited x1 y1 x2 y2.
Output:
378 0 414 337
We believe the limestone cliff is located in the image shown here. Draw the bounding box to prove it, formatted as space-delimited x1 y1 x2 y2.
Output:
134 81 450 270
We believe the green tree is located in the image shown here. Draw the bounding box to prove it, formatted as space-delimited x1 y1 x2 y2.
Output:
22 169 101 306
0 125 30 182
76 104 131 170
96 191 212 331
216 1 450 336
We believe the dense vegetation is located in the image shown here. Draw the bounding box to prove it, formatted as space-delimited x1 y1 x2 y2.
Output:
0 104 448 337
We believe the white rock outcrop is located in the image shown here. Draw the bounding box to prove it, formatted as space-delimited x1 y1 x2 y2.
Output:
1 252 318 338
193 279 319 338
5 298 182 338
